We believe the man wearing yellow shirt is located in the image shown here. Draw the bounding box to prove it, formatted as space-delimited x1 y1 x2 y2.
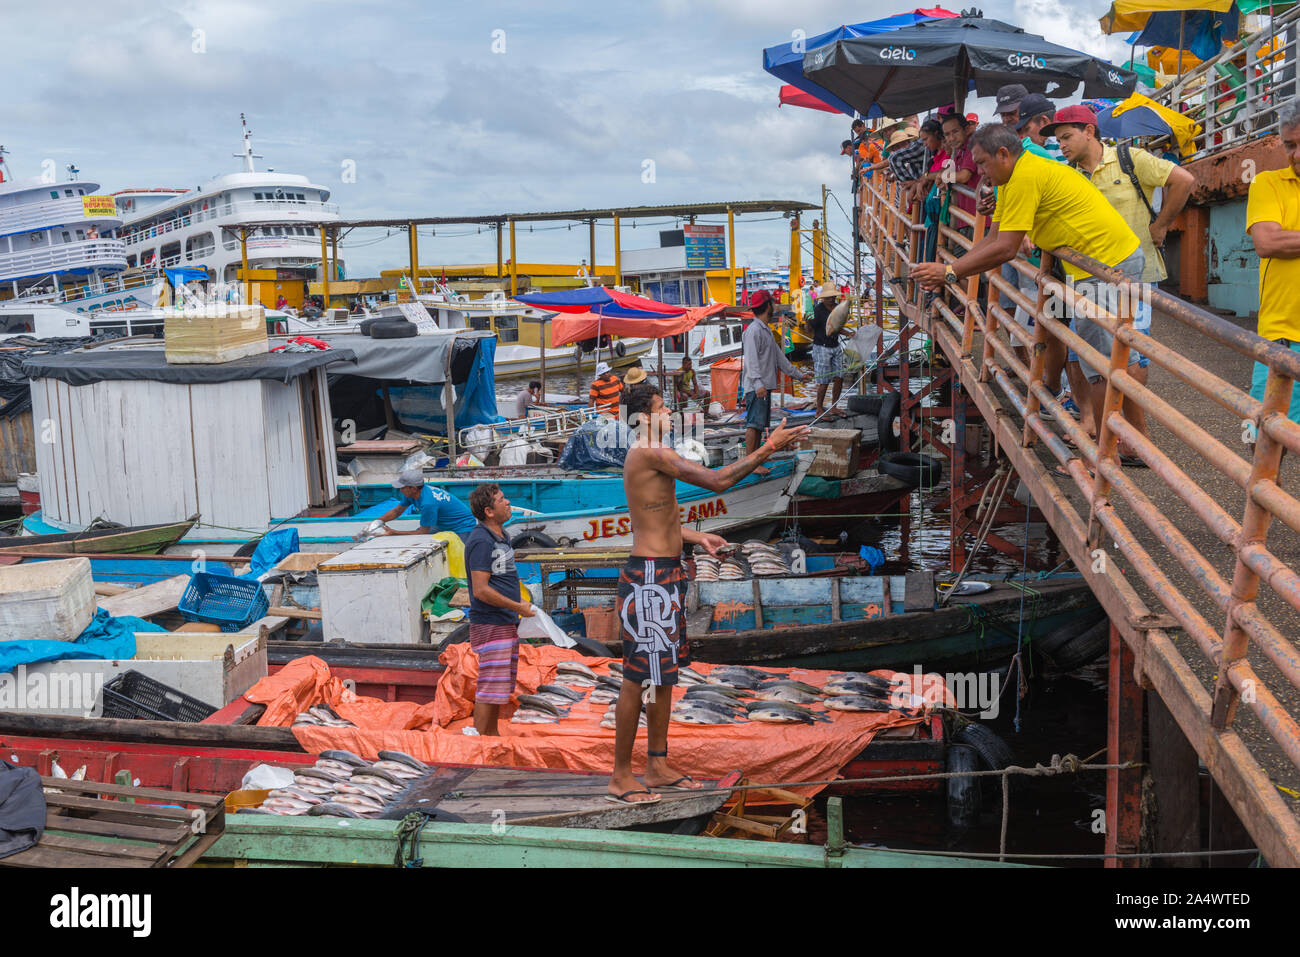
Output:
1246 105 1300 421
914 124 1144 445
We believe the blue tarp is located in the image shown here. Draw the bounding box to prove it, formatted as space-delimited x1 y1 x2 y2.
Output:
1135 7 1240 64
388 336 502 434
762 11 946 118
557 419 633 471
163 267 209 286
239 527 300 579
0 609 167 676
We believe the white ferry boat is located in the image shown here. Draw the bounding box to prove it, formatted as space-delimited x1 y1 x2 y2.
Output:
0 116 336 338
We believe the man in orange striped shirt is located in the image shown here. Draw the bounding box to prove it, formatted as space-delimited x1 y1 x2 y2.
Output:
588 361 623 416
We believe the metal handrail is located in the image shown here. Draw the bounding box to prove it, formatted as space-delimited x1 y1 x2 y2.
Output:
1147 7 1300 161
457 404 602 453
858 170 1300 865
120 198 338 246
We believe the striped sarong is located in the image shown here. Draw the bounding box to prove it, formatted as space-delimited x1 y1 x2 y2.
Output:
468 623 520 704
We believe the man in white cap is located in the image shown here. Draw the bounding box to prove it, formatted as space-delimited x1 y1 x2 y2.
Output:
588 360 623 416
376 468 477 538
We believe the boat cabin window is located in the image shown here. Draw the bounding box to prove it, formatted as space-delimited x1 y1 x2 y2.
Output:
64 189 74 197
0 315 35 335
496 314 519 343
718 325 730 346
254 192 264 200
468 315 491 332
50 191 59 199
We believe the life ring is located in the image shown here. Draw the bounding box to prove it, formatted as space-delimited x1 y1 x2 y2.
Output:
613 341 626 358
877 451 943 487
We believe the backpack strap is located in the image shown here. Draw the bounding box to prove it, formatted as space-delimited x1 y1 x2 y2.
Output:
1117 143 1158 223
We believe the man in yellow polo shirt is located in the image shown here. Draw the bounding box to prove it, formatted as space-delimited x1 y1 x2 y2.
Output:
1246 104 1300 421
915 123 1143 445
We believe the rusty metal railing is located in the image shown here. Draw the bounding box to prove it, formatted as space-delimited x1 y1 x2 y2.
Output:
858 170 1300 865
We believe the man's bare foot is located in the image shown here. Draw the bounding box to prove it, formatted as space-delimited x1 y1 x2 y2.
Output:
608 771 661 804
645 756 705 790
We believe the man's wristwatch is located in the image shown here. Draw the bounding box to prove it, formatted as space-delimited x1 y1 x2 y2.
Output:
944 266 960 285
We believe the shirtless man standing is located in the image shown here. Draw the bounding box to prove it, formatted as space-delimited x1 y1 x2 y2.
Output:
607 382 809 805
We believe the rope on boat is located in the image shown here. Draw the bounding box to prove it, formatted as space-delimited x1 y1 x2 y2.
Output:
393 812 429 868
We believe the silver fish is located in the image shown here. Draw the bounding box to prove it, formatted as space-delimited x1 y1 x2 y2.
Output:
295 766 349 784
376 750 429 772
824 695 894 713
352 767 405 788
307 802 365 819
511 710 560 724
538 683 585 702
671 707 735 725
608 662 625 676
589 689 618 705
270 787 325 806
319 749 370 768
747 707 816 724
556 661 598 680
371 761 423 778
517 694 566 717
314 759 356 775
337 782 390 801
756 687 823 705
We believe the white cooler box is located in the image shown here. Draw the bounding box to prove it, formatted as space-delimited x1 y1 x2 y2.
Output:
318 536 450 644
0 557 96 642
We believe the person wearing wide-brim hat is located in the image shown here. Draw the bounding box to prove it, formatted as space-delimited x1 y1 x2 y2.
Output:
810 285 846 416
884 125 929 194
623 366 647 386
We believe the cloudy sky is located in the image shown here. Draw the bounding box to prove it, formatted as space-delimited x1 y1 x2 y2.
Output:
4 0 1132 276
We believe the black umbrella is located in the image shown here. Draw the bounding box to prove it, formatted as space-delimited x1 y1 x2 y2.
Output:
801 15 1137 117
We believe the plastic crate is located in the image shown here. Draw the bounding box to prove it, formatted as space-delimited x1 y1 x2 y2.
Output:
178 572 270 632
100 670 218 722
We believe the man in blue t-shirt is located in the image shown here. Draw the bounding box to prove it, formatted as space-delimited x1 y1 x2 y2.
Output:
464 483 535 735
377 468 477 538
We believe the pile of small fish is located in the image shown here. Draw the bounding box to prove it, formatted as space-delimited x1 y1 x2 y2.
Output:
717 559 746 581
292 704 357 729
497 655 921 732
245 749 428 818
669 665 919 725
693 554 722 582
739 541 790 576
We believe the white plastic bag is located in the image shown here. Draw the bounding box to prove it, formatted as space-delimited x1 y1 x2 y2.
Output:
846 325 883 365
516 605 576 648
241 764 296 791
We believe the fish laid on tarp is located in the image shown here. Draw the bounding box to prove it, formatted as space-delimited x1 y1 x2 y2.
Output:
377 750 429 772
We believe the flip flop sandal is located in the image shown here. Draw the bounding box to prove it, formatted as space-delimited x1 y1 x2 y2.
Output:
607 789 662 806
651 776 706 791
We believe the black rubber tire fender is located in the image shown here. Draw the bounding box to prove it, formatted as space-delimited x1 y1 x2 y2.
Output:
952 722 1015 772
877 451 943 488
357 318 376 336
614 341 626 358
510 530 559 550
877 391 901 451
847 393 884 416
369 319 418 339
1037 611 1110 672
234 539 261 557
945 743 982 828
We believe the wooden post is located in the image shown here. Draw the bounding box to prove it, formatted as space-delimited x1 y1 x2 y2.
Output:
1106 622 1144 868
496 222 503 279
446 343 458 464
613 214 622 288
408 222 418 295
589 219 597 282
331 231 339 284
317 227 328 310
539 317 548 404
509 220 517 297
1146 692 1201 866
727 206 737 306
241 227 251 305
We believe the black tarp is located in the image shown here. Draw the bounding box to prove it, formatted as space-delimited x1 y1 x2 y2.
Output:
0 761 45 860
22 347 356 386
802 16 1137 117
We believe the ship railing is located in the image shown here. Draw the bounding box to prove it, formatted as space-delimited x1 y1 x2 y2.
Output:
121 199 339 247
0 239 127 278
0 195 119 237
457 405 603 455
858 170 1300 865
14 269 162 305
1147 6 1299 162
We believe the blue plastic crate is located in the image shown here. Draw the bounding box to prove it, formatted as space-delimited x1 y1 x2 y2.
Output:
178 572 270 632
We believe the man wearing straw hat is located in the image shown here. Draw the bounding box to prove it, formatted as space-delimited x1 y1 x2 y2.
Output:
810 286 846 416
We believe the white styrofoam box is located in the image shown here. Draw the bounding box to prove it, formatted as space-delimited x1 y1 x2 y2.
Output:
318 536 450 644
0 557 96 642
9 631 268 716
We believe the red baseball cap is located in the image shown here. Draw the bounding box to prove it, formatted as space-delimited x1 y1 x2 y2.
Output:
1042 104 1098 138
749 288 773 311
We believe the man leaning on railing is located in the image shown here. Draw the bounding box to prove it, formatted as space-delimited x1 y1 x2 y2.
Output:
1246 101 1300 423
912 123 1147 466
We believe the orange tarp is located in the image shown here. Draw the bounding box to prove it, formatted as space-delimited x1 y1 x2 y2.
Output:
246 647 955 795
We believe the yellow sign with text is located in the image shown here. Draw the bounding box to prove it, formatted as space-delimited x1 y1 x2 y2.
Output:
82 196 116 218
